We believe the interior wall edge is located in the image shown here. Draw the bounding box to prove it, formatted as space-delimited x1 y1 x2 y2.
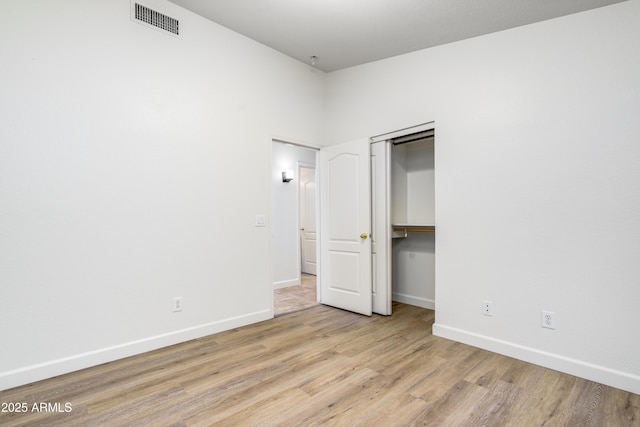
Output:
392 293 435 310
432 323 640 395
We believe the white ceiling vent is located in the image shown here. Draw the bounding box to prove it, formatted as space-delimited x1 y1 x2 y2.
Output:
132 2 179 36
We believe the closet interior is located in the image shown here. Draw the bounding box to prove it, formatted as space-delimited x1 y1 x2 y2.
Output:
372 127 435 315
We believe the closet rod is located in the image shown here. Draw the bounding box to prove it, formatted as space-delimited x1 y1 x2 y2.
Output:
392 227 436 233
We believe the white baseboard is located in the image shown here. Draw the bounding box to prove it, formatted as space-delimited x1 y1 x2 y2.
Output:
0 309 272 391
432 323 640 395
393 293 435 310
273 278 300 289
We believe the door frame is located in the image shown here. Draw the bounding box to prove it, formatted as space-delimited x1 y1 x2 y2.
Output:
370 121 436 315
269 138 321 316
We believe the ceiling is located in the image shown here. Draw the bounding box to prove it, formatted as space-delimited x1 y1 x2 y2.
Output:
167 0 627 72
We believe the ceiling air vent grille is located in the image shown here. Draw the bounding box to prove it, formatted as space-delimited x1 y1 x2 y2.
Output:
134 3 179 36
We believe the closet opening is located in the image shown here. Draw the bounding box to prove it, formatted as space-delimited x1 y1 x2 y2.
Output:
371 124 435 315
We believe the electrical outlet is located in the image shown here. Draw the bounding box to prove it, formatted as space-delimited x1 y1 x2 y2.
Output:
172 297 183 312
482 301 493 316
541 310 555 329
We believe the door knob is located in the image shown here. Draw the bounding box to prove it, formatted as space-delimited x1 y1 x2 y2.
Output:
360 233 368 239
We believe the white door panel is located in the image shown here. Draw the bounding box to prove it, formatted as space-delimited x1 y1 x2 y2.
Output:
300 166 317 275
328 154 359 239
304 238 316 260
320 139 372 315
304 181 316 233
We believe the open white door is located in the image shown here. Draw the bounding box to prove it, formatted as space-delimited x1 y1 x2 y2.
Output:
319 139 372 315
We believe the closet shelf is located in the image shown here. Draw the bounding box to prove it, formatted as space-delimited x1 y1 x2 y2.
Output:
392 224 436 238
392 223 435 230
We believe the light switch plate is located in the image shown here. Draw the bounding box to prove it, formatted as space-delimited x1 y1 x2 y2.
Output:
255 214 266 227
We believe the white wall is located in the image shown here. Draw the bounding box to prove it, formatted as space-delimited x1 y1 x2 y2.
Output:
0 0 324 390
392 235 436 309
326 1 640 394
271 142 317 288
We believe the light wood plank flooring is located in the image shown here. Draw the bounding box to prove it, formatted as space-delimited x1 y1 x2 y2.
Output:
1 303 638 426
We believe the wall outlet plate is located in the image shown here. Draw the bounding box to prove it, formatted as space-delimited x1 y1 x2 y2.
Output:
541 310 555 329
482 301 493 316
172 297 183 312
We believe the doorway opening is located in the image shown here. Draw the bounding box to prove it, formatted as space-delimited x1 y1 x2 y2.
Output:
271 140 319 316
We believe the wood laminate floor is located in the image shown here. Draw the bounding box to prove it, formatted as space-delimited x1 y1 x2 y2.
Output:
1 303 638 426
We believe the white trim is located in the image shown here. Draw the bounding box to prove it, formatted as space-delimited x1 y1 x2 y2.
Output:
0 310 272 391
369 121 435 143
273 278 301 289
432 323 640 395
267 138 275 318
314 153 322 303
271 137 322 151
393 293 435 310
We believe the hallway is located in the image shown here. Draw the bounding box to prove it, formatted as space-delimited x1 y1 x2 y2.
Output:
274 274 318 316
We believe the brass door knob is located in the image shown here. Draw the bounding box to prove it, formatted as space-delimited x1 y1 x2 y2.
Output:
360 233 368 239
